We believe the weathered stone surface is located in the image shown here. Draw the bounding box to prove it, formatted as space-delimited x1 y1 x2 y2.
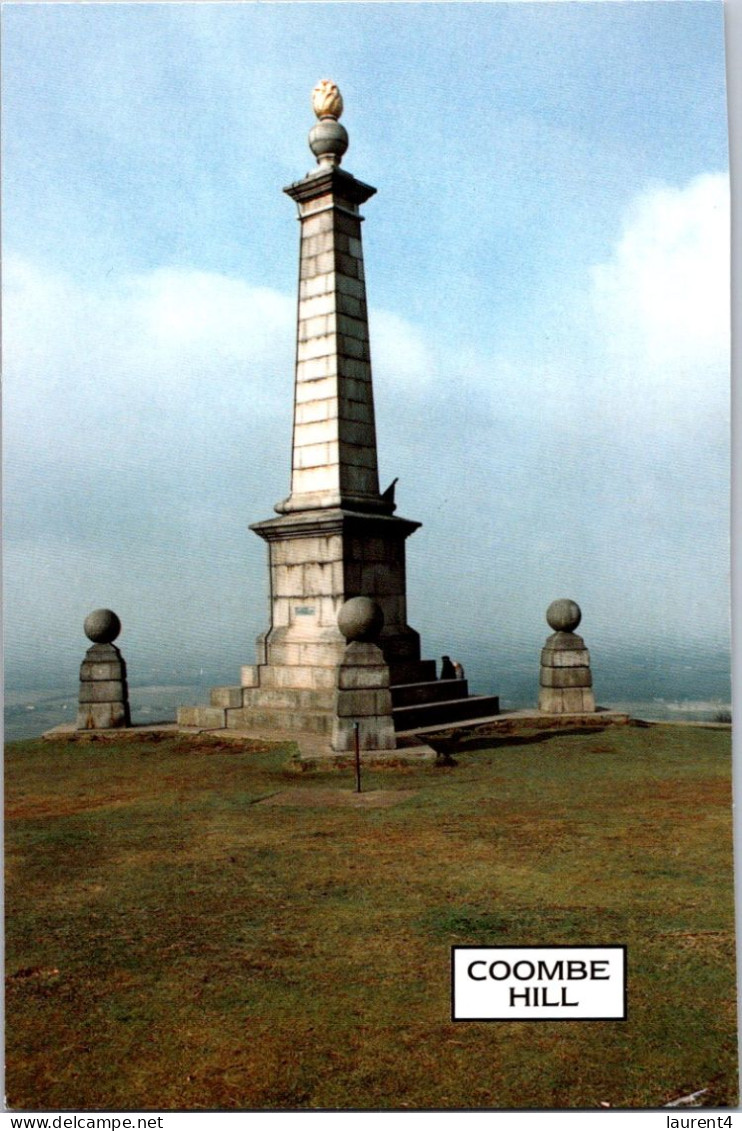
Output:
538 686 596 714
84 642 122 660
77 701 129 729
264 638 348 668
225 706 334 735
331 714 397 751
539 687 581 713
336 274 365 299
539 667 593 688
391 679 468 707
299 211 334 238
294 398 334 425
582 689 596 711
258 663 337 690
241 686 335 712
338 597 384 642
78 680 127 703
295 373 337 401
177 705 227 728
546 599 582 633
240 665 260 687
294 418 336 447
542 631 586 651
540 648 591 668
296 357 335 382
84 608 121 644
80 660 125 681
336 688 393 718
338 664 389 690
210 686 244 708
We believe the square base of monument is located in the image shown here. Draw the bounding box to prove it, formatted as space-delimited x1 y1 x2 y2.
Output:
77 703 131 729
538 688 596 713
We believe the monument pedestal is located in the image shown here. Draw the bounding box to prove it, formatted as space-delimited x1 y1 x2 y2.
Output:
538 632 596 714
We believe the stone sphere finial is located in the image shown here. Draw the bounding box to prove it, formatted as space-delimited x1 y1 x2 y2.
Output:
546 599 582 634
309 79 348 167
84 608 122 644
338 597 384 643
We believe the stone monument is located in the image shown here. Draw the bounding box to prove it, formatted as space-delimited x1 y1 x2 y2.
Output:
538 599 596 714
178 82 500 743
77 609 131 730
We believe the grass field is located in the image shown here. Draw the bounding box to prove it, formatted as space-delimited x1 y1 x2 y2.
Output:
4 723 737 1111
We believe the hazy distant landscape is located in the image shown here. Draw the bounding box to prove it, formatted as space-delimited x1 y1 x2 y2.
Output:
4 644 731 743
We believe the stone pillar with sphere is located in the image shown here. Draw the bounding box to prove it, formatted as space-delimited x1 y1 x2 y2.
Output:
332 597 396 752
77 609 131 730
538 599 596 714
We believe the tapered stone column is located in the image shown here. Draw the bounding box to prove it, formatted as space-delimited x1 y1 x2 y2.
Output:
277 165 381 514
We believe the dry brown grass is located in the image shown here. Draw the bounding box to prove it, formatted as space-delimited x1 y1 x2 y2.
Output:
4 725 737 1110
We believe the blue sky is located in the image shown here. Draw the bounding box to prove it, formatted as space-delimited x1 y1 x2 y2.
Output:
2 2 731 697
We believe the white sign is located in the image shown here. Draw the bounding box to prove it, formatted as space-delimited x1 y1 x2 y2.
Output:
452 946 627 1021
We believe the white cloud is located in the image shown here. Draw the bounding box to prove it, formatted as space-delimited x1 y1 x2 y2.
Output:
129 267 294 371
3 257 439 483
369 307 435 389
452 173 730 453
589 172 729 396
3 258 296 469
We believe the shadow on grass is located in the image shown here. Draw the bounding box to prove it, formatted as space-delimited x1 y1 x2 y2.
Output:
426 727 611 760
464 726 609 751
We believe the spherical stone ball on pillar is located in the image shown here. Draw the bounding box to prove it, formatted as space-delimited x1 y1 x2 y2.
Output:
538 598 596 714
546 598 582 634
332 597 396 753
84 608 122 644
337 595 385 643
77 608 132 730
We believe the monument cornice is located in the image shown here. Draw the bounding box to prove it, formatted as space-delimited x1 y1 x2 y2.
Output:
284 166 377 207
250 507 421 543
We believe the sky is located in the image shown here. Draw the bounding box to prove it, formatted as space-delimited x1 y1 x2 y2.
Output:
2 1 731 699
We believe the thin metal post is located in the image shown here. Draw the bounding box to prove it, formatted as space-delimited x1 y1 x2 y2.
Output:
353 720 362 793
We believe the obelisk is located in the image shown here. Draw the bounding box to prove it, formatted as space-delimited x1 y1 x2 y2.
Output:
244 82 427 700
178 82 500 739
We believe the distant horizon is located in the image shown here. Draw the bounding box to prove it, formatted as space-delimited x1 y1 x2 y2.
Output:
5 635 730 698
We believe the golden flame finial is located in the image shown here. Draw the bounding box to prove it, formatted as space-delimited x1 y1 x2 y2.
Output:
312 79 343 121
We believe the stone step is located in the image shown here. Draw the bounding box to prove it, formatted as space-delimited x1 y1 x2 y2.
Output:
391 679 469 708
223 706 334 735
210 686 244 709
392 694 500 731
389 659 437 686
241 686 335 712
211 678 337 705
247 663 338 691
178 705 227 729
